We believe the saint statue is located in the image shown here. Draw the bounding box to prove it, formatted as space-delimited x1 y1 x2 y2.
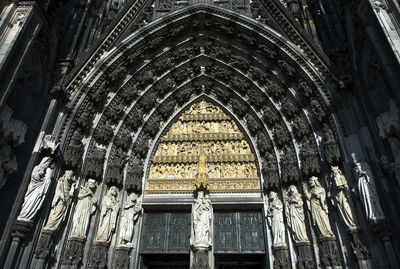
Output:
17 157 54 223
95 186 120 243
119 192 142 246
330 166 357 230
191 190 212 249
44 170 77 231
303 177 334 238
267 191 286 246
376 100 400 182
351 154 385 223
285 185 309 243
70 179 97 238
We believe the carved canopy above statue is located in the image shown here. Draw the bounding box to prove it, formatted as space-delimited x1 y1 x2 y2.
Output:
146 100 260 194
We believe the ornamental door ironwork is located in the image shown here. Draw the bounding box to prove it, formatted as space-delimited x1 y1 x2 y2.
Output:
141 212 191 253
214 211 265 253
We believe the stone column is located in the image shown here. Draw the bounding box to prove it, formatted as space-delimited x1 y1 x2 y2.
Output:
3 221 31 269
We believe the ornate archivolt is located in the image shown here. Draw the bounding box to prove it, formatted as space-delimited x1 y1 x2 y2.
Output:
146 100 260 194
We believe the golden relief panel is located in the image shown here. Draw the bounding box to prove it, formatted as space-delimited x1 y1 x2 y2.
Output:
146 100 261 194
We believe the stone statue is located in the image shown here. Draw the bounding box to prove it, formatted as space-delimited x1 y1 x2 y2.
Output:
351 153 385 223
267 191 286 246
70 179 97 238
285 185 309 243
95 186 120 243
303 177 334 238
191 191 212 249
17 157 54 223
376 100 400 183
119 192 142 246
0 145 18 189
43 170 77 231
329 166 357 230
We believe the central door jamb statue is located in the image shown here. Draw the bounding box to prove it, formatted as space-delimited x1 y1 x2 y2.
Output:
191 143 212 269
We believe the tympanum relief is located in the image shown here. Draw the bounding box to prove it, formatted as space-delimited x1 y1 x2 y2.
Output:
147 100 260 194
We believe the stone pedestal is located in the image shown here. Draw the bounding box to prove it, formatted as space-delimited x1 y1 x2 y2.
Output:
33 229 56 269
320 236 342 269
272 245 290 269
88 241 110 269
191 247 210 269
296 241 315 269
61 237 86 268
4 220 32 269
112 246 132 269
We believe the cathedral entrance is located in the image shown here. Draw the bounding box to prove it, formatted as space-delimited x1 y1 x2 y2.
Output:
141 99 265 268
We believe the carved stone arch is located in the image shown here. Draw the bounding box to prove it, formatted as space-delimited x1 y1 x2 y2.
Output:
56 5 345 198
140 94 264 194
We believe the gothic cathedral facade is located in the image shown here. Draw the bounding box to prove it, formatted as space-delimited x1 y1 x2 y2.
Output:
0 0 400 268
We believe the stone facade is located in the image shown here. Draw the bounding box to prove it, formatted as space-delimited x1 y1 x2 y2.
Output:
0 0 400 268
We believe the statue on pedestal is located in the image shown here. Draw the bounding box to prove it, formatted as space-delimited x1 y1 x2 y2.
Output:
17 157 54 223
95 186 120 243
267 191 286 246
285 185 309 243
330 166 357 230
70 179 97 238
44 170 77 231
351 153 385 223
119 192 142 246
303 177 334 238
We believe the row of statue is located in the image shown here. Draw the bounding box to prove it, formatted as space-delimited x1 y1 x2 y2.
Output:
149 162 257 179
266 163 385 247
155 140 251 156
166 120 240 136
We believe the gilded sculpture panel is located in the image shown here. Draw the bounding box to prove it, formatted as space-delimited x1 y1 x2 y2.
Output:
146 100 260 194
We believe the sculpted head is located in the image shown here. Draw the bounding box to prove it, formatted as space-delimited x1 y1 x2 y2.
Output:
64 170 74 181
109 186 118 196
197 190 204 200
129 192 138 202
309 176 319 187
331 166 340 175
88 179 96 189
288 185 298 195
268 191 277 200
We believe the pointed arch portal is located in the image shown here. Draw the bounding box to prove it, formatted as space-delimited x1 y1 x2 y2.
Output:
5 3 377 269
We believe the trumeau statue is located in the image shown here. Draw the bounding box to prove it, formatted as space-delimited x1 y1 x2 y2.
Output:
70 179 97 238
285 185 309 243
267 191 286 246
191 190 212 249
17 157 54 223
351 153 385 223
330 166 357 230
43 170 77 231
119 192 142 246
95 186 120 243
303 177 335 238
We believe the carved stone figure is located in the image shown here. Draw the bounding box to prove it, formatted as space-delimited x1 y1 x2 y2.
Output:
303 177 334 238
301 140 320 176
95 186 120 243
44 170 77 231
267 192 286 246
0 145 18 189
330 166 357 230
323 124 341 164
119 192 142 246
285 185 309 243
376 100 400 183
17 157 54 223
70 179 97 238
191 191 212 249
351 154 385 223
